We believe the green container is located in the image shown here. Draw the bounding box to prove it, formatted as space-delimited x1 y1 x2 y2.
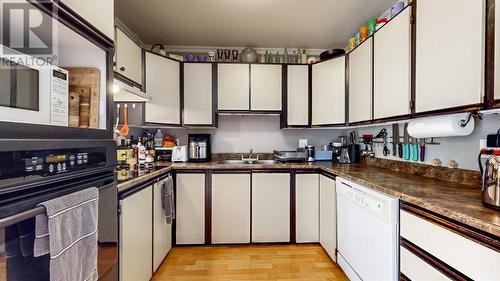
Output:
367 18 377 36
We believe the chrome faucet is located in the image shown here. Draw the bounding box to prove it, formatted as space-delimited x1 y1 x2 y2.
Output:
241 148 260 163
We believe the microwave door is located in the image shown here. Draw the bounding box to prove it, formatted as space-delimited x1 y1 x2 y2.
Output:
0 56 52 125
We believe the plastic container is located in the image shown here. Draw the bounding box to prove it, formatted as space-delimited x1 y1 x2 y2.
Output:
154 129 164 147
376 18 389 30
391 1 405 17
359 26 369 42
367 19 377 36
355 32 361 46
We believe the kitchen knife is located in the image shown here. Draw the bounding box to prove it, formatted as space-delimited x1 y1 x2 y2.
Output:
419 138 425 162
392 123 399 156
403 123 410 160
411 137 419 161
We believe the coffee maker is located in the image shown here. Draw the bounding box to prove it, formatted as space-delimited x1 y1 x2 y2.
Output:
478 148 500 210
188 134 211 162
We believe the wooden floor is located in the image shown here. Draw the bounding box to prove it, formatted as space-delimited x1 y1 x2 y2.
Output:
152 244 349 281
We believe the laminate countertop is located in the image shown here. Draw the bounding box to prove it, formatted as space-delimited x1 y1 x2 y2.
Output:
116 161 500 239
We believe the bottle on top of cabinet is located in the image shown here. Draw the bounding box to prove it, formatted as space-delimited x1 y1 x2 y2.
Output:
301 49 307 64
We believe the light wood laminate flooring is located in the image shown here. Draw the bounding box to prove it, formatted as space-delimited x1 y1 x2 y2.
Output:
152 244 349 281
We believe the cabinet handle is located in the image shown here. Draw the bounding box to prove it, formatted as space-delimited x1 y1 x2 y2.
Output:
119 66 125 71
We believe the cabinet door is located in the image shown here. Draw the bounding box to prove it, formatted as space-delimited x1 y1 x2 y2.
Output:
415 0 484 113
312 56 346 125
287 65 309 126
250 65 282 110
119 186 153 281
319 175 336 261
62 0 114 39
296 174 319 243
212 173 251 244
217 64 250 110
374 8 411 119
252 173 290 242
176 173 205 244
145 52 181 125
400 247 451 281
184 63 213 125
349 38 373 123
153 179 172 272
115 28 142 84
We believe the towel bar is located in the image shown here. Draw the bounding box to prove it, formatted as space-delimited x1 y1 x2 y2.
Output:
0 205 45 228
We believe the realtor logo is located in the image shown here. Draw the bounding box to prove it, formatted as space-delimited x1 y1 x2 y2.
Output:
1 0 56 56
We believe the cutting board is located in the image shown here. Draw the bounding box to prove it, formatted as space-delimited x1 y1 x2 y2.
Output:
65 67 100 128
69 92 80 127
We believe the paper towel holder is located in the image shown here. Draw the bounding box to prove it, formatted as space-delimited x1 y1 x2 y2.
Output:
459 112 482 127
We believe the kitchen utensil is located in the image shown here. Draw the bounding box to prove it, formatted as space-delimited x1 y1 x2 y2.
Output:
217 49 223 60
349 131 357 144
339 148 351 163
223 49 231 61
231 50 239 61
120 104 129 136
348 144 361 163
240 47 258 63
403 123 410 160
375 129 390 156
114 104 120 135
419 138 425 162
69 92 80 127
392 124 399 156
339 136 348 147
319 49 346 61
411 137 419 161
478 149 500 210
65 67 100 128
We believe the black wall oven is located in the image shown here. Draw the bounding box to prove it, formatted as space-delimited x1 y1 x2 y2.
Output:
0 139 117 281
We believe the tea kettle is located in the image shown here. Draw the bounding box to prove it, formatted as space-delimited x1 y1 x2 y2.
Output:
478 149 500 210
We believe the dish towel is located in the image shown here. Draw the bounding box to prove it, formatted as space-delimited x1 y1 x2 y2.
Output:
5 217 50 281
161 176 175 224
33 187 99 281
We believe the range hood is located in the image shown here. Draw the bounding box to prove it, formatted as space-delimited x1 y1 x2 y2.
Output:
113 79 151 102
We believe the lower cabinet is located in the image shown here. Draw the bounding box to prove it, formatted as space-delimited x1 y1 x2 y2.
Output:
212 173 251 244
119 185 153 281
176 173 206 244
153 177 172 271
319 174 336 261
296 173 319 243
252 173 290 243
400 206 500 280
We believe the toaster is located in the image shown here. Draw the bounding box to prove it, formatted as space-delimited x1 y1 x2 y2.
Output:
171 145 188 162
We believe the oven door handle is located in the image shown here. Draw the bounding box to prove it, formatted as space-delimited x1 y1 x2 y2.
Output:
0 205 45 228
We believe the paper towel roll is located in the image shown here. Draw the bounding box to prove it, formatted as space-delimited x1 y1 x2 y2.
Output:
407 113 475 138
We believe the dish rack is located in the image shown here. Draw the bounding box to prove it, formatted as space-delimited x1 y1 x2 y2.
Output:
273 149 307 163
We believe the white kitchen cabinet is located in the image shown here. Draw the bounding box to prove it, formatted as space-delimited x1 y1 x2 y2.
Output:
218 64 250 110
115 28 142 85
319 175 336 261
287 65 309 126
183 63 213 125
61 0 114 40
400 210 500 280
415 0 484 113
176 173 205 244
251 173 290 243
374 7 411 119
400 247 450 281
145 52 181 125
312 56 346 125
296 174 319 243
250 65 282 110
212 173 251 244
153 177 172 272
349 38 373 123
119 186 153 281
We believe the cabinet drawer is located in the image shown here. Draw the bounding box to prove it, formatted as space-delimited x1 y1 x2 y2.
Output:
400 246 450 281
400 210 500 280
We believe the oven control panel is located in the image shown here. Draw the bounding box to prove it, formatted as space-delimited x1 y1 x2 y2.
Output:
0 147 106 180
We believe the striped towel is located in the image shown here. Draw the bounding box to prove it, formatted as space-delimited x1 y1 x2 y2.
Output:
161 176 175 224
34 187 99 281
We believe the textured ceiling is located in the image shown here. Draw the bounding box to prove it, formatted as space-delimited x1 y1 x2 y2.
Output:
116 0 397 49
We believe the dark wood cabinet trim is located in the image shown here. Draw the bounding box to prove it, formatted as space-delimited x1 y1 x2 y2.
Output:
401 238 473 281
401 202 500 252
399 272 411 281
308 64 313 127
486 0 497 109
280 64 288 128
290 170 296 243
205 170 212 244
179 63 185 126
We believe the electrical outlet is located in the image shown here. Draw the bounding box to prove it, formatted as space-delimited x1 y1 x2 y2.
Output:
299 139 308 148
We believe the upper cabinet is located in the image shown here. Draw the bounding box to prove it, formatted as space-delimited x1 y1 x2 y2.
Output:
217 64 250 110
373 7 411 119
415 0 484 113
183 63 215 126
61 0 114 40
250 65 282 111
145 52 181 125
312 56 346 126
286 65 310 126
349 38 373 124
115 28 143 85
